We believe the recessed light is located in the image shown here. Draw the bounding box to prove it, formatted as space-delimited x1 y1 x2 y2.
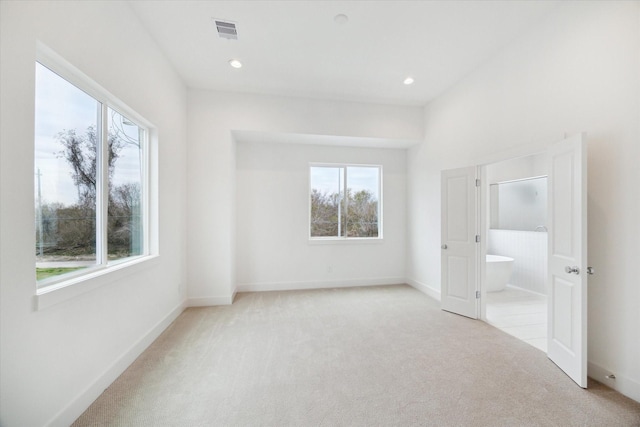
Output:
229 59 243 69
334 14 349 25
403 77 414 85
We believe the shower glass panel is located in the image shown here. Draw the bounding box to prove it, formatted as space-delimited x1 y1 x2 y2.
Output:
490 176 547 231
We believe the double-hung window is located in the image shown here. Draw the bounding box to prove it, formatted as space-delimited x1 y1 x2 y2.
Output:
309 164 382 239
34 56 150 288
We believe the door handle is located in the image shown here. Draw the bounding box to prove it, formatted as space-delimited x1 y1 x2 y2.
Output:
565 266 580 275
441 244 448 250
587 266 595 275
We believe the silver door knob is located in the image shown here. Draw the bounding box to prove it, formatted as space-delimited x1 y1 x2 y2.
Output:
587 266 595 275
565 266 580 275
441 244 448 250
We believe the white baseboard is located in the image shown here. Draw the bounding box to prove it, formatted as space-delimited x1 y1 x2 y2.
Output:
187 295 234 307
406 278 441 301
588 361 640 403
49 301 186 427
236 277 405 293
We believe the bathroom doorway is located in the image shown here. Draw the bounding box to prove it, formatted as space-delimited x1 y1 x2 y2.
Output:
441 133 588 386
483 154 548 351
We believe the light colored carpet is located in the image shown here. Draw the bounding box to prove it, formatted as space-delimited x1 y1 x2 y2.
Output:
73 285 640 426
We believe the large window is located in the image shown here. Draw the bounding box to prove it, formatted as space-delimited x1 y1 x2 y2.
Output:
309 164 381 239
34 59 149 287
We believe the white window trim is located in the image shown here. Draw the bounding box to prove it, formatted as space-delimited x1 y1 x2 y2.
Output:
35 255 160 310
34 43 158 306
308 162 383 242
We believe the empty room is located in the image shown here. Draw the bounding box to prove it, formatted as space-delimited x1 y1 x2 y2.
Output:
1 1 640 425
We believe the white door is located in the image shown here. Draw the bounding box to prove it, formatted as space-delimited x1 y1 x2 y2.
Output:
547 133 588 388
441 166 479 319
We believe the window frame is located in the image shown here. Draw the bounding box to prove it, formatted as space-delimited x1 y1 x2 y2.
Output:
34 44 156 299
308 162 383 242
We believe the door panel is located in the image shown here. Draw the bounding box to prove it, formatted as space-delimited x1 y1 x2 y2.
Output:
447 176 469 242
441 166 478 319
448 256 470 299
551 150 575 257
547 133 587 388
552 277 574 350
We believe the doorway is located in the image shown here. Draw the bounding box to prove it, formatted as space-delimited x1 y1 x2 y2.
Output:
483 154 548 352
440 133 588 387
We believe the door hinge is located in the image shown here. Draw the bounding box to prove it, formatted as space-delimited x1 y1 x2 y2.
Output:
475 179 481 187
475 235 480 243
476 291 481 299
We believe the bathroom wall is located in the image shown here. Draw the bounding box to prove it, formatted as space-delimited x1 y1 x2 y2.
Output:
488 230 547 295
490 177 547 231
487 154 548 295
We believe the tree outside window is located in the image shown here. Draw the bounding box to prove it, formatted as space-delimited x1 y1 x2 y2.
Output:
309 165 381 239
34 62 146 285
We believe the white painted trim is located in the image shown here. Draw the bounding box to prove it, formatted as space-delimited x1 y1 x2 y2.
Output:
48 301 186 427
36 255 161 310
187 295 235 307
588 361 640 403
34 43 159 307
231 130 420 149
406 278 441 301
36 42 154 128
308 237 384 245
236 277 405 293
308 163 383 241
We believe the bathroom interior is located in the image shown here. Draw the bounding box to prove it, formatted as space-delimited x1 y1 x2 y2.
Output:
485 153 548 352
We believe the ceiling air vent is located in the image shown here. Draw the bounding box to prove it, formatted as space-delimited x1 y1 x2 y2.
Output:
214 19 238 40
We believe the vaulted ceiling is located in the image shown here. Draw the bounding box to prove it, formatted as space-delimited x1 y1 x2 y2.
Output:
130 1 559 106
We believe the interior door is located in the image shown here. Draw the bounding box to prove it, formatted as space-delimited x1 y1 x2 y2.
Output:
547 133 588 388
441 166 479 319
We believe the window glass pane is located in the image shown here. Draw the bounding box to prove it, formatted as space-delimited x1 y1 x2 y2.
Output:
107 108 144 262
310 166 343 237
35 63 99 283
345 166 379 237
310 165 380 239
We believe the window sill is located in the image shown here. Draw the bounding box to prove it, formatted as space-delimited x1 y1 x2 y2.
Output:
34 255 160 311
308 237 384 245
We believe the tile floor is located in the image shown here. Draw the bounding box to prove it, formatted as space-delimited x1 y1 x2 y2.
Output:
485 286 547 352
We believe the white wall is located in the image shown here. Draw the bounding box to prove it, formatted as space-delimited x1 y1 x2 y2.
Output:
3 2 637 424
0 2 188 426
407 1 640 401
187 90 423 304
236 141 406 291
486 153 547 185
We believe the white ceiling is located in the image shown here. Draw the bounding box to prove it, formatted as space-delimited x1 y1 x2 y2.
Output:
130 0 559 107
